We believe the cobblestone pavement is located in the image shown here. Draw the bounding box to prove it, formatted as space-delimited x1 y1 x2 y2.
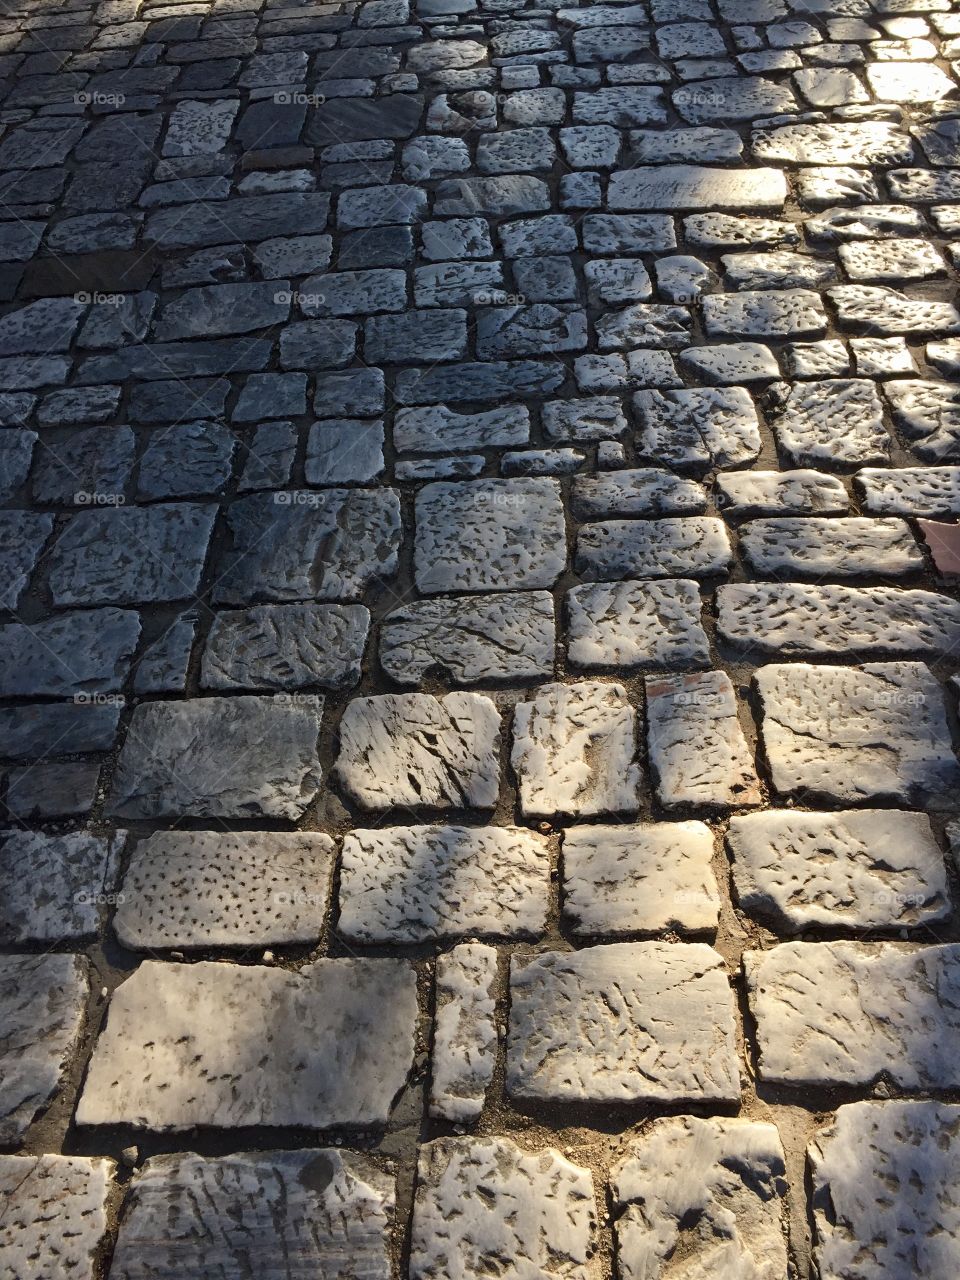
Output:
3 0 960 1273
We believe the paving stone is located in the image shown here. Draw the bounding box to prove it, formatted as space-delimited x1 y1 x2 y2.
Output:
883 379 960 462
430 944 498 1122
109 1151 394 1280
577 516 733 581
571 469 706 519
740 516 923 577
771 378 889 467
511 680 640 817
0 607 139 699
566 579 709 671
339 825 549 942
508 942 739 1103
612 1118 788 1280
583 213 676 253
396 359 565 405
563 820 719 935
3 762 101 822
0 297 85 356
840 237 945 281
201 603 368 693
366 308 467 363
722 249 837 290
0 831 124 946
633 386 762 472
596 302 692 351
828 284 960 335
806 202 926 242
395 403 528 453
747 941 960 1088
335 692 501 811
754 661 960 807
703 288 827 339
147 192 331 249
304 419 385 485
716 469 849 516
609 164 787 210
411 1138 595 1280
0 955 88 1144
674 74 796 121
109 695 323 821
163 97 238 155
729 809 950 931
0 701 121 760
751 120 914 164
76 958 417 1129
114 831 334 950
381 592 554 684
0 1154 113 1280
856 465 960 516
684 212 800 249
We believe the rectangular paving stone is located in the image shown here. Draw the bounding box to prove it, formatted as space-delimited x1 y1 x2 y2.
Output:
76 958 417 1130
771 378 889 467
430 944 498 1123
145 192 331 248
394 404 529 453
828 284 960 336
201 603 369 692
703 288 827 339
566 579 710 671
339 825 549 942
740 517 923 578
0 831 125 945
365 308 467 363
0 608 140 699
856 466 960 517
0 702 121 760
0 1155 114 1280
633 386 762 472
508 942 739 1103
571 469 706 519
608 165 787 210
576 516 733 581
746 941 960 1088
395 360 565 404
716 469 849 516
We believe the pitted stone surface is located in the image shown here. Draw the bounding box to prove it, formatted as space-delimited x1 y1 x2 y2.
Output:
770 379 889 467
0 1155 113 1280
201 603 369 692
577 517 733 581
430 944 499 1123
566 579 710 671
0 831 124 945
738 517 923 578
633 387 762 472
0 608 139 699
716 469 849 516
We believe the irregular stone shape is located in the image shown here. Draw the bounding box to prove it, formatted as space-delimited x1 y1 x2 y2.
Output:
163 98 238 156
335 692 501 811
0 702 121 760
634 386 762 472
395 360 564 405
134 618 196 696
573 86 667 126
512 681 640 817
828 284 960 335
213 489 401 604
582 213 676 253
684 212 799 250
0 1155 114 1280
571 469 706 519
612 1118 788 1280
646 672 761 809
729 809 950 931
567 579 710 671
867 60 956 102
77 958 417 1129
430 944 498 1123
0 297 85 356
839 237 945 282
202 603 369 692
508 942 739 1103
771 378 889 467
0 955 88 1143
576 517 733 581
809 1101 960 1280
739 517 923 577
46 503 216 607
411 1138 596 1280
109 696 323 821
679 342 779 385
746 941 960 1088
0 831 125 945
147 193 331 250
703 288 827 339
476 304 587 359
381 592 554 685
722 249 837 290
308 92 422 143
596 302 692 351
856 466 960 517
542 396 628 441
0 428 34 502
563 821 719 935
883 379 960 462
114 832 335 950
675 75 795 122
0 608 139 699
716 469 849 516
339 825 549 942
414 478 566 593
109 1150 394 1280
751 121 914 165
720 584 960 658
806 203 925 243
4 762 101 822
155 281 289 341
609 165 787 210
433 175 550 217
366 308 467 363
394 404 529 453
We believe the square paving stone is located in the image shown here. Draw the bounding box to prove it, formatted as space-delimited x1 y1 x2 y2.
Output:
576 516 733 581
0 955 88 1144
334 692 501 811
633 387 762 472
114 832 334 951
754 661 960 807
201 603 369 692
566 579 710 671
563 821 720 935
771 378 890 468
0 831 126 945
108 695 323 821
76 958 417 1130
304 419 385 484
0 608 139 699
746 941 960 1089
414 478 566 593
0 1155 114 1280
508 942 739 1104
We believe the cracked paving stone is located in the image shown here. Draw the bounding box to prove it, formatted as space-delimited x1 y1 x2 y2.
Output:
339 824 549 942
476 304 587 359
770 378 889 467
507 942 739 1104
512 680 640 817
883 379 960 462
856 465 960 517
739 517 924 577
563 821 720 935
608 165 787 211
0 831 125 946
754 661 960 807
109 1151 394 1280
0 1155 113 1280
108 695 323 821
201 603 369 692
334 692 501 811
410 1137 596 1280
566 579 710 671
633 386 762 472
716 469 849 516
612 1118 788 1280
0 607 139 699
747 941 960 1089
380 591 554 685
76 958 417 1130
576 516 733 581
729 809 950 932
430 943 498 1122
113 831 334 951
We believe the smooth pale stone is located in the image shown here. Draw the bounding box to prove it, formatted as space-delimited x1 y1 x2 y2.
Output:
508 942 740 1103
746 941 960 1088
702 289 827 339
770 378 889 466
394 404 529 453
380 592 555 685
571 469 706 519
410 1138 596 1280
612 1118 788 1280
576 517 733 581
0 831 125 945
0 1155 114 1280
715 469 849 516
114 832 335 950
201 603 370 692
856 466 960 516
109 1151 394 1280
720 584 960 658
634 386 762 471
608 165 787 210
76 958 417 1129
867 60 956 101
108 696 323 821
754 661 960 807
0 608 140 699
562 821 720 934
810 1102 960 1280
729 809 950 931
0 955 88 1144
429 943 498 1121
806 203 925 242
566 579 710 671
414 478 566 593
511 680 640 817
739 517 923 576
339 825 549 943
646 672 761 809
751 121 914 165
828 284 960 335
335 692 501 811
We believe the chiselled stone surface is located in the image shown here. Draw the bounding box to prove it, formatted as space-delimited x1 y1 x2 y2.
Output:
609 165 786 210
633 387 762 471
739 517 923 577
770 378 889 466
566 579 710 671
430 944 498 1122
577 517 733 581
857 466 960 517
0 608 139 699
716 469 849 516
201 603 369 692
0 1155 113 1280
0 831 124 945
